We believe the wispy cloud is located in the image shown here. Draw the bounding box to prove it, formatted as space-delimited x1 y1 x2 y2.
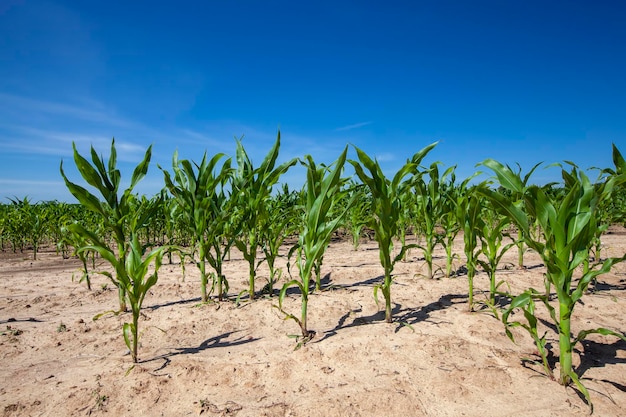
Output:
177 128 234 152
0 179 63 186
334 121 373 132
374 152 395 162
0 93 136 128
0 93 169 165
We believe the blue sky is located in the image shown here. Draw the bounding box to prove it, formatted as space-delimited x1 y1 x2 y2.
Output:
1 0 625 202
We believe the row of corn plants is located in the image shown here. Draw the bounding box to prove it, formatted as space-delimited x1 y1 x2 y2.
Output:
2 136 625 411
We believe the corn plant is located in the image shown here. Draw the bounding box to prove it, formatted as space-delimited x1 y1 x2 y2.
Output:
455 185 484 311
81 230 164 363
344 183 372 250
478 145 626 410
11 197 49 261
479 161 542 269
350 142 436 322
60 140 165 363
278 148 353 345
48 202 75 259
6 197 51 259
259 186 301 295
161 151 233 301
438 169 478 278
585 158 626 275
2 201 26 253
63 222 95 290
39 201 71 257
231 132 297 300
475 206 515 307
410 162 449 279
606 184 626 226
60 139 155 312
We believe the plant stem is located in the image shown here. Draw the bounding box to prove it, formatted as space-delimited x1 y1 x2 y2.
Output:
199 246 208 302
383 282 392 323
517 231 525 269
248 259 256 300
300 292 309 338
117 286 127 312
489 270 496 305
468 268 475 312
131 307 140 363
558 299 573 386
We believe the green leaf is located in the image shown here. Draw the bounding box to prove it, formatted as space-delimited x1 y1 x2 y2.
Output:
612 144 626 175
574 327 626 346
123 322 133 352
129 145 153 190
480 159 524 194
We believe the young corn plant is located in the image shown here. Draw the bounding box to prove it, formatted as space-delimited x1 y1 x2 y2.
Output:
277 148 353 345
7 197 49 260
475 207 515 308
349 142 437 323
586 155 626 275
438 183 460 278
341 182 372 250
60 140 165 363
258 189 300 295
60 139 154 312
455 185 484 312
3 200 27 253
438 169 479 278
478 145 626 411
63 222 95 290
397 193 416 261
479 160 542 269
411 162 448 279
161 151 234 301
232 132 297 300
80 231 164 363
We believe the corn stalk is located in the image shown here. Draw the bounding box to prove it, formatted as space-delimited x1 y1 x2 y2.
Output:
278 148 353 345
161 151 233 301
350 142 436 322
478 145 626 411
411 162 448 279
439 169 478 278
455 185 484 311
232 132 297 300
479 161 542 269
476 208 516 307
60 140 164 363
259 186 300 295
60 139 153 312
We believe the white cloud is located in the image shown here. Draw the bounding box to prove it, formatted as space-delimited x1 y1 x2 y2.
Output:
0 93 134 128
374 152 395 162
334 121 373 132
0 179 63 186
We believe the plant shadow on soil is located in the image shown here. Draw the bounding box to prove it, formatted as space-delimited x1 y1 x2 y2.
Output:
146 297 203 311
590 279 626 292
0 317 43 324
143 330 260 371
576 338 626 392
317 290 468 343
394 293 468 330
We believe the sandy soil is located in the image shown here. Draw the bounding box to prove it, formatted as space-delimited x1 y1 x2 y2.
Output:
1 228 626 417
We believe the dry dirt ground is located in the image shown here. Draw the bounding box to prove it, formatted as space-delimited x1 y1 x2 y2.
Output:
1 228 626 417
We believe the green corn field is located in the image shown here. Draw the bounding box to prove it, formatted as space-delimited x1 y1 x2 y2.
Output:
0 136 625 415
